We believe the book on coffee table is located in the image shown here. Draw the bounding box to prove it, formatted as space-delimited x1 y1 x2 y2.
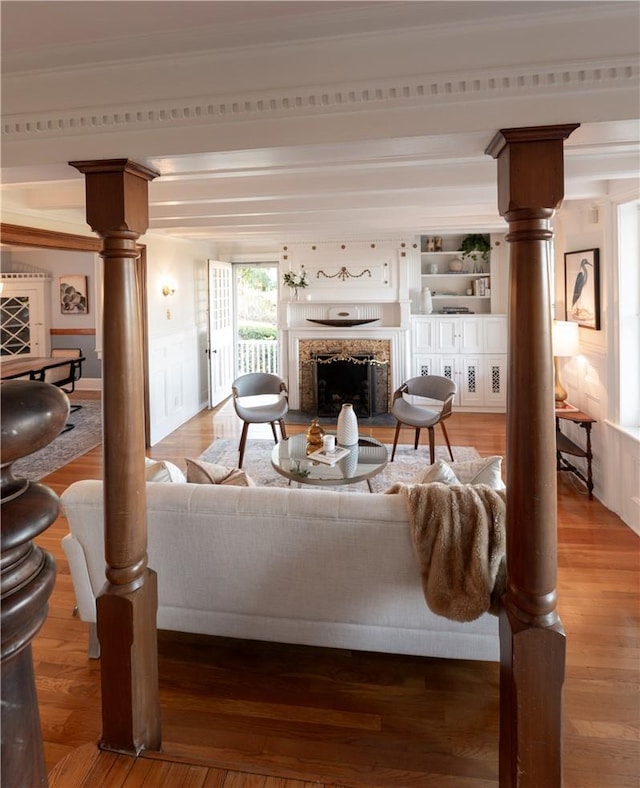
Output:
307 446 351 465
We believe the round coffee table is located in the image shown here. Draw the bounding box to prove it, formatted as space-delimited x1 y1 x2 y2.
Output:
271 432 387 491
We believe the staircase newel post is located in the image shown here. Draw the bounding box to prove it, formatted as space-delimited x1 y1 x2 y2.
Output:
1 381 69 787
486 124 579 787
70 158 161 753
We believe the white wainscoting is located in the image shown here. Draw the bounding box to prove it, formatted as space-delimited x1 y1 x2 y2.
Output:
604 423 640 535
148 327 202 446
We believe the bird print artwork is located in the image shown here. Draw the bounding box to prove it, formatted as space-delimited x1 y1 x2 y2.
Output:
566 251 599 329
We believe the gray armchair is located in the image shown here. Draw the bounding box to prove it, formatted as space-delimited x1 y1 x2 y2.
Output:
390 375 456 464
232 372 289 467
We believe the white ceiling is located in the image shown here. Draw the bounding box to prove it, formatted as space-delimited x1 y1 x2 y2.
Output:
1 1 639 253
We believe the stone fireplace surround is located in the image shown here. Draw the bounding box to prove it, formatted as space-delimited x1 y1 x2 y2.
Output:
285 328 406 412
299 339 391 416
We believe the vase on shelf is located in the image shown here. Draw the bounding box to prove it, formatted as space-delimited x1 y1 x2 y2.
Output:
420 286 433 314
336 403 358 446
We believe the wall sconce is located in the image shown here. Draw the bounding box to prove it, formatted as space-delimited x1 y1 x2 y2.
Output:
552 320 580 408
162 282 176 297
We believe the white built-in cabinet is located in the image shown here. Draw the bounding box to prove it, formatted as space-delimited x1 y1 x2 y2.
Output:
411 315 508 410
0 275 51 358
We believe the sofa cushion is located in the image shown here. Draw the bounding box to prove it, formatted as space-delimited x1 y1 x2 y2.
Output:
185 457 256 486
414 456 505 490
145 457 187 483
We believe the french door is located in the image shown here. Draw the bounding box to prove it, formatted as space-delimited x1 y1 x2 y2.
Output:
207 260 235 407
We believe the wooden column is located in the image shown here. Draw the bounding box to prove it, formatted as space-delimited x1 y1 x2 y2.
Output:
69 159 161 753
1 380 69 787
486 125 579 787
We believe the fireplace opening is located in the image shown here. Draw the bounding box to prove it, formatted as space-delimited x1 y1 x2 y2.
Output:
313 353 388 418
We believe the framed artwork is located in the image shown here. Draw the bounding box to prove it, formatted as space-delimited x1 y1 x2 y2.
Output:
564 248 600 330
60 275 88 314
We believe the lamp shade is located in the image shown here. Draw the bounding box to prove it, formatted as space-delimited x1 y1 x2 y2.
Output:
552 320 580 357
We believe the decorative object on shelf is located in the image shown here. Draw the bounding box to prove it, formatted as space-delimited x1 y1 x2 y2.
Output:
306 318 378 327
552 320 580 408
283 270 308 300
336 403 359 446
564 248 600 330
420 286 433 314
448 257 464 273
428 262 438 274
423 236 443 252
458 234 491 270
305 418 325 448
316 266 371 281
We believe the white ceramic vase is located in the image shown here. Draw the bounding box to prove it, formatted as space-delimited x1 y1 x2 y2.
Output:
337 403 359 446
421 286 433 314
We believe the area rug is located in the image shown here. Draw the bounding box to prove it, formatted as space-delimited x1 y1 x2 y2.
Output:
12 400 102 481
198 439 480 493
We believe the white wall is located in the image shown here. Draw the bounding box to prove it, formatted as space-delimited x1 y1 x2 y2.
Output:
141 232 216 445
554 189 640 532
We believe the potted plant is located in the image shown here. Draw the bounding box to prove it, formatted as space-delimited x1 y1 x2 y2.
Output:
458 234 491 270
283 270 308 300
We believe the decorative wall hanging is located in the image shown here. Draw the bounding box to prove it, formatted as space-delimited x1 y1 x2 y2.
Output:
60 275 88 314
316 267 371 281
564 248 600 330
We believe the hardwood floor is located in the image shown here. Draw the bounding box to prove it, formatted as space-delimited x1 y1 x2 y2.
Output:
33 397 639 787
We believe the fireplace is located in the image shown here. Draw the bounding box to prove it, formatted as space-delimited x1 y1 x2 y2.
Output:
314 353 388 417
298 339 391 416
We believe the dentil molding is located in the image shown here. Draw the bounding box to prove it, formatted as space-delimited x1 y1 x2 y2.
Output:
3 57 637 141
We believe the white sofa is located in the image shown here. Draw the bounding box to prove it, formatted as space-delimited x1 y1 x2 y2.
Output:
60 480 499 661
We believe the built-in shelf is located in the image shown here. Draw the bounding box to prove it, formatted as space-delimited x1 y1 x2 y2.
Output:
421 273 489 279
431 295 490 300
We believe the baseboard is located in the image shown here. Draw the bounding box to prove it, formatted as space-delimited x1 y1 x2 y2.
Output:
76 378 102 392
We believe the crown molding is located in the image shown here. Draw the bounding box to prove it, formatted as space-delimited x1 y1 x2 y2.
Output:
3 57 637 143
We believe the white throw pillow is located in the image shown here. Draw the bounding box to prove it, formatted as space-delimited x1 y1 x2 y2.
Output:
144 457 186 483
184 458 256 487
413 459 461 486
414 456 505 490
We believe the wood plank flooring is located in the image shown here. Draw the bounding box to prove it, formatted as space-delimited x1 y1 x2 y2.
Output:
31 396 639 787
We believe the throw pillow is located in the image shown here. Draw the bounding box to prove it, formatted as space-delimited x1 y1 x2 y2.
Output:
414 456 505 490
412 459 462 486
144 457 186 483
184 457 256 487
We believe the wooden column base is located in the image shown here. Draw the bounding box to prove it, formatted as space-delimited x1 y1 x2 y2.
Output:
499 607 566 787
97 569 161 753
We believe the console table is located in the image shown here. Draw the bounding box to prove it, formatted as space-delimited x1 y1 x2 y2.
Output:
556 407 596 499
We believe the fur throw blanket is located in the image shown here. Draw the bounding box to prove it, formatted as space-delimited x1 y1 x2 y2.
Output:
390 482 507 622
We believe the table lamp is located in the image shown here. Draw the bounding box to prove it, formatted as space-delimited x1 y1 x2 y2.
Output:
552 320 580 408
